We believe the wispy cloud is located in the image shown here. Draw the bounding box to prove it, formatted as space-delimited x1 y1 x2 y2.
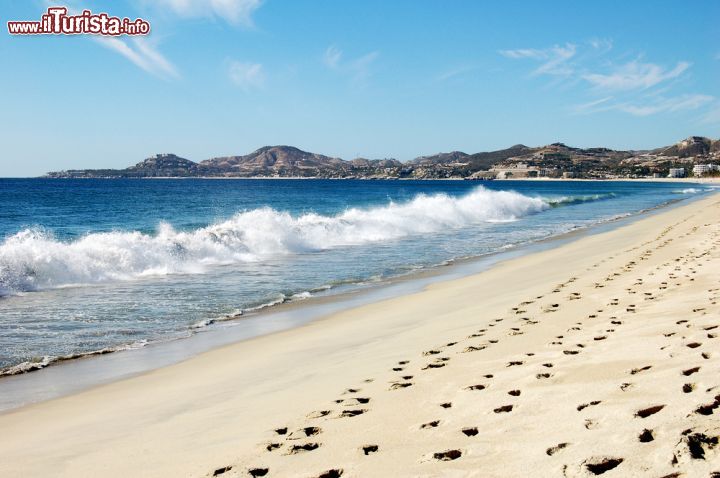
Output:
349 51 379 79
96 37 178 79
572 96 615 114
228 60 265 90
501 40 714 120
499 43 576 76
323 45 343 69
47 0 178 79
574 94 713 117
617 94 713 116
436 65 476 82
589 38 613 52
323 45 379 86
151 0 263 26
582 60 690 91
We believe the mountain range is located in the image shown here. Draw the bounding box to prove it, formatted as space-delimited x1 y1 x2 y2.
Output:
44 136 720 179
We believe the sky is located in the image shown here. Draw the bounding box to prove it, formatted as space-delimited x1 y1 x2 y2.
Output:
1 0 719 176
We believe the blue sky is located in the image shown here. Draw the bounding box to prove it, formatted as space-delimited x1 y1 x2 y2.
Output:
1 0 719 176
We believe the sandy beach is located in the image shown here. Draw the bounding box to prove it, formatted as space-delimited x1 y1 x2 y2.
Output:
1 192 719 478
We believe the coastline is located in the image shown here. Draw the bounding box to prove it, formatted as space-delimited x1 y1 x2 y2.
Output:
1 192 718 477
0 186 709 408
35 176 720 183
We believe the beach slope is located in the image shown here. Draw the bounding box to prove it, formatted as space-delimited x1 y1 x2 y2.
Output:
1 193 719 478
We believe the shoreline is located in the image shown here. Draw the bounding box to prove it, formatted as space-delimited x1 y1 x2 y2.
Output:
30 176 720 182
0 189 709 410
0 192 718 477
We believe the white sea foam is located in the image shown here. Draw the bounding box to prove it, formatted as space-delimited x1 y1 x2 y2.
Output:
673 188 701 194
0 187 552 294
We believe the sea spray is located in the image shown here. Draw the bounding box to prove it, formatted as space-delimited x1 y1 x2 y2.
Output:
0 186 549 294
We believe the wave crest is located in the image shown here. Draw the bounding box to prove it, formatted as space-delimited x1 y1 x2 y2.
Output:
0 187 554 294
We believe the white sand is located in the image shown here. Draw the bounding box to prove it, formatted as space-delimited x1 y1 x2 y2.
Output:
1 193 718 478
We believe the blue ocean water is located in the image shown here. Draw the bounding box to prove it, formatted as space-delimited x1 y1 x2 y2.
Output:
0 178 712 373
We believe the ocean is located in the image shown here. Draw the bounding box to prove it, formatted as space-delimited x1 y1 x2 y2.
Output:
0 178 713 375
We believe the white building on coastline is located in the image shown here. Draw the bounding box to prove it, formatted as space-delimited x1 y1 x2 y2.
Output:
667 168 685 178
692 164 718 176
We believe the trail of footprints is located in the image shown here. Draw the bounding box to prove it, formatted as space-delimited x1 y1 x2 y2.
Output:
209 213 720 477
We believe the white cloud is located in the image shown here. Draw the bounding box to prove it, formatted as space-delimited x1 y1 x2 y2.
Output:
499 43 576 76
499 48 546 60
97 37 179 79
323 45 342 69
228 60 265 90
501 39 713 120
582 60 690 91
572 96 615 114
574 94 713 117
151 0 262 25
323 45 379 86
43 0 178 78
350 51 379 74
617 94 713 116
589 38 613 52
436 65 476 82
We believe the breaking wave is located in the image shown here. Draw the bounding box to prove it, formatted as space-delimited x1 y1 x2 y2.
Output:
545 193 617 207
0 186 608 295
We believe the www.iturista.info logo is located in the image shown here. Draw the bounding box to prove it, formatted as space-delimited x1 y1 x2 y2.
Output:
7 6 150 36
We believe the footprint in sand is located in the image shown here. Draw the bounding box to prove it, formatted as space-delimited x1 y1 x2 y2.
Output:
465 384 486 391
342 398 370 406
362 445 379 455
288 442 320 454
638 429 654 442
389 382 413 390
316 469 343 478
287 426 321 440
248 468 269 477
583 457 623 475
577 401 601 412
338 409 367 418
546 442 569 456
212 466 233 476
421 420 440 429
432 450 462 461
307 410 331 419
635 405 665 418
423 362 446 370
584 419 599 430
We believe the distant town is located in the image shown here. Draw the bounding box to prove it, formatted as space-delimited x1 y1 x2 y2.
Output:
45 136 720 180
